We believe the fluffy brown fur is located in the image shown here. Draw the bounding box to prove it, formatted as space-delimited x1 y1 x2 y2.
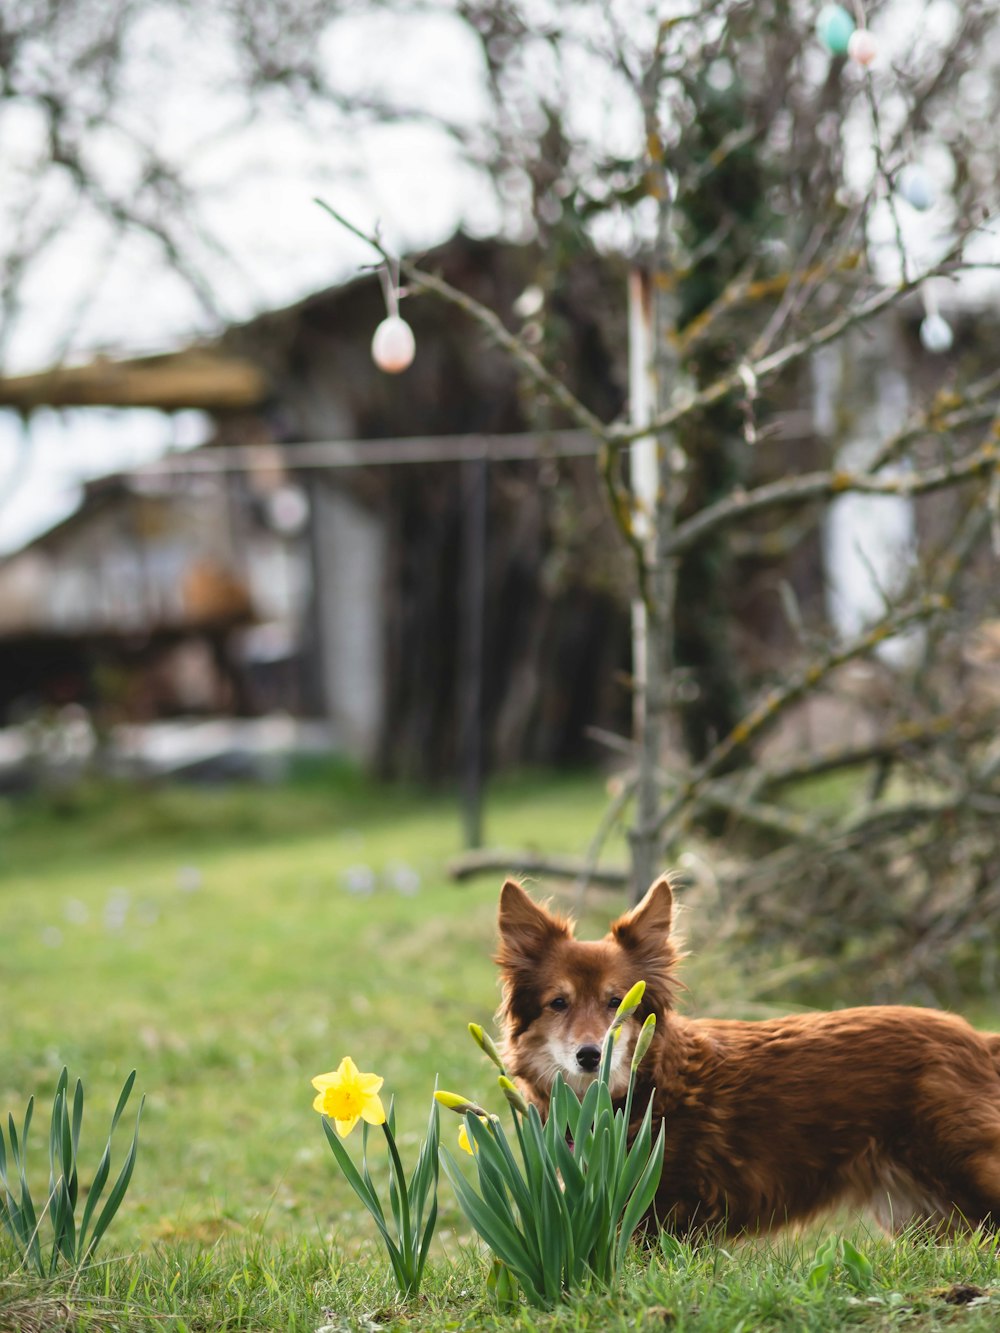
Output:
496 876 1000 1237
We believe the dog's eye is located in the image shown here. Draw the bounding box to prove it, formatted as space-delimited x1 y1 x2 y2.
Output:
608 996 623 1010
549 997 568 1011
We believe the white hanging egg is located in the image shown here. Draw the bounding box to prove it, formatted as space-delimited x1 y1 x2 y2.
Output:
919 313 954 354
847 29 878 66
898 165 936 212
371 316 416 374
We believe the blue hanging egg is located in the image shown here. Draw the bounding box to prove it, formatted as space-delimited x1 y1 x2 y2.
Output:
919 313 953 354
898 165 936 212
816 4 856 54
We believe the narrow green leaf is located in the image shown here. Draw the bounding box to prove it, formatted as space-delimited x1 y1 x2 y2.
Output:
380 1117 413 1271
416 1195 438 1282
48 1088 63 1196
321 1118 385 1226
612 1097 656 1215
439 1150 539 1291
55 1180 77 1267
11 1108 41 1272
615 1124 665 1271
807 1261 833 1290
480 1117 536 1225
109 1072 137 1136
71 1081 84 1161
387 1148 404 1238
552 1132 585 1202
78 1141 112 1251
83 1098 145 1262
842 1238 874 1290
408 1099 440 1241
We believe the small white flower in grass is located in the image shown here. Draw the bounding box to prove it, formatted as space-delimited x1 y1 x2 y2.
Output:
341 864 376 895
176 865 203 893
104 888 130 930
388 861 421 896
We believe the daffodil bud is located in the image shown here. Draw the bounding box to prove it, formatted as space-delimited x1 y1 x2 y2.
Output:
614 980 646 1022
469 1023 507 1073
630 1013 657 1073
434 1090 490 1117
498 1076 530 1115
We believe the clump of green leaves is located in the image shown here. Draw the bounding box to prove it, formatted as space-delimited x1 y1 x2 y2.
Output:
0 1067 143 1275
439 982 664 1308
807 1234 875 1291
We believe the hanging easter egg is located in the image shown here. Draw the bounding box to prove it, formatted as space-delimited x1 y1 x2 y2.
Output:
847 29 878 67
897 165 936 212
919 313 954 354
816 4 856 54
371 315 416 373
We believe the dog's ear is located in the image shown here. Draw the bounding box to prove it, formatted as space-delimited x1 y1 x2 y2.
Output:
497 879 570 970
609 876 679 1012
611 876 674 950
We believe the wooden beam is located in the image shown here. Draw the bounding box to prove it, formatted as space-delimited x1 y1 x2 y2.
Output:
448 848 627 887
0 351 269 411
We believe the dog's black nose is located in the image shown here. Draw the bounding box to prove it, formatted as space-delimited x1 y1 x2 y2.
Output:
575 1044 602 1072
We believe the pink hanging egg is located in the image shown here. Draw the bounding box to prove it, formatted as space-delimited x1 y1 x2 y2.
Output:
371 316 416 374
848 29 878 66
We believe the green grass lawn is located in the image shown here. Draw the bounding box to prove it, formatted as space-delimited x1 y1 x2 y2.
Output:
2 766 999 1331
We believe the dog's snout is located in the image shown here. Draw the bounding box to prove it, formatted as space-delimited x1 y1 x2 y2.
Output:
575 1043 602 1072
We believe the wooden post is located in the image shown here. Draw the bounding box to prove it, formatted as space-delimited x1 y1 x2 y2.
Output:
459 454 488 848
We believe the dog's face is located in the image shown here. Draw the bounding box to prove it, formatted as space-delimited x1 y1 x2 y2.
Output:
496 877 678 1099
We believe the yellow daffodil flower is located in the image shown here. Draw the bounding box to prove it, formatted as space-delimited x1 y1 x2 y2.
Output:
458 1115 490 1155
311 1056 386 1138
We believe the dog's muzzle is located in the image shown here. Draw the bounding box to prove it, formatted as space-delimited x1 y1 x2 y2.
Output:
575 1043 602 1073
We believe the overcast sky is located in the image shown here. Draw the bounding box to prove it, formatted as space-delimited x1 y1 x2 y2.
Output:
0 3 503 551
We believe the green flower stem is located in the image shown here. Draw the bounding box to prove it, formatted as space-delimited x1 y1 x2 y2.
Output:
381 1121 414 1279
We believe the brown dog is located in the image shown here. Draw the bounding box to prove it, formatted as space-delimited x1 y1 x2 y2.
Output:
496 875 1000 1236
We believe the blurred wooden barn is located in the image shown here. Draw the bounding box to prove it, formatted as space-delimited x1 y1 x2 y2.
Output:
0 235 633 779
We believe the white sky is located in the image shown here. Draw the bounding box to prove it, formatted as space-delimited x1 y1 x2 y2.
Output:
0 4 500 551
